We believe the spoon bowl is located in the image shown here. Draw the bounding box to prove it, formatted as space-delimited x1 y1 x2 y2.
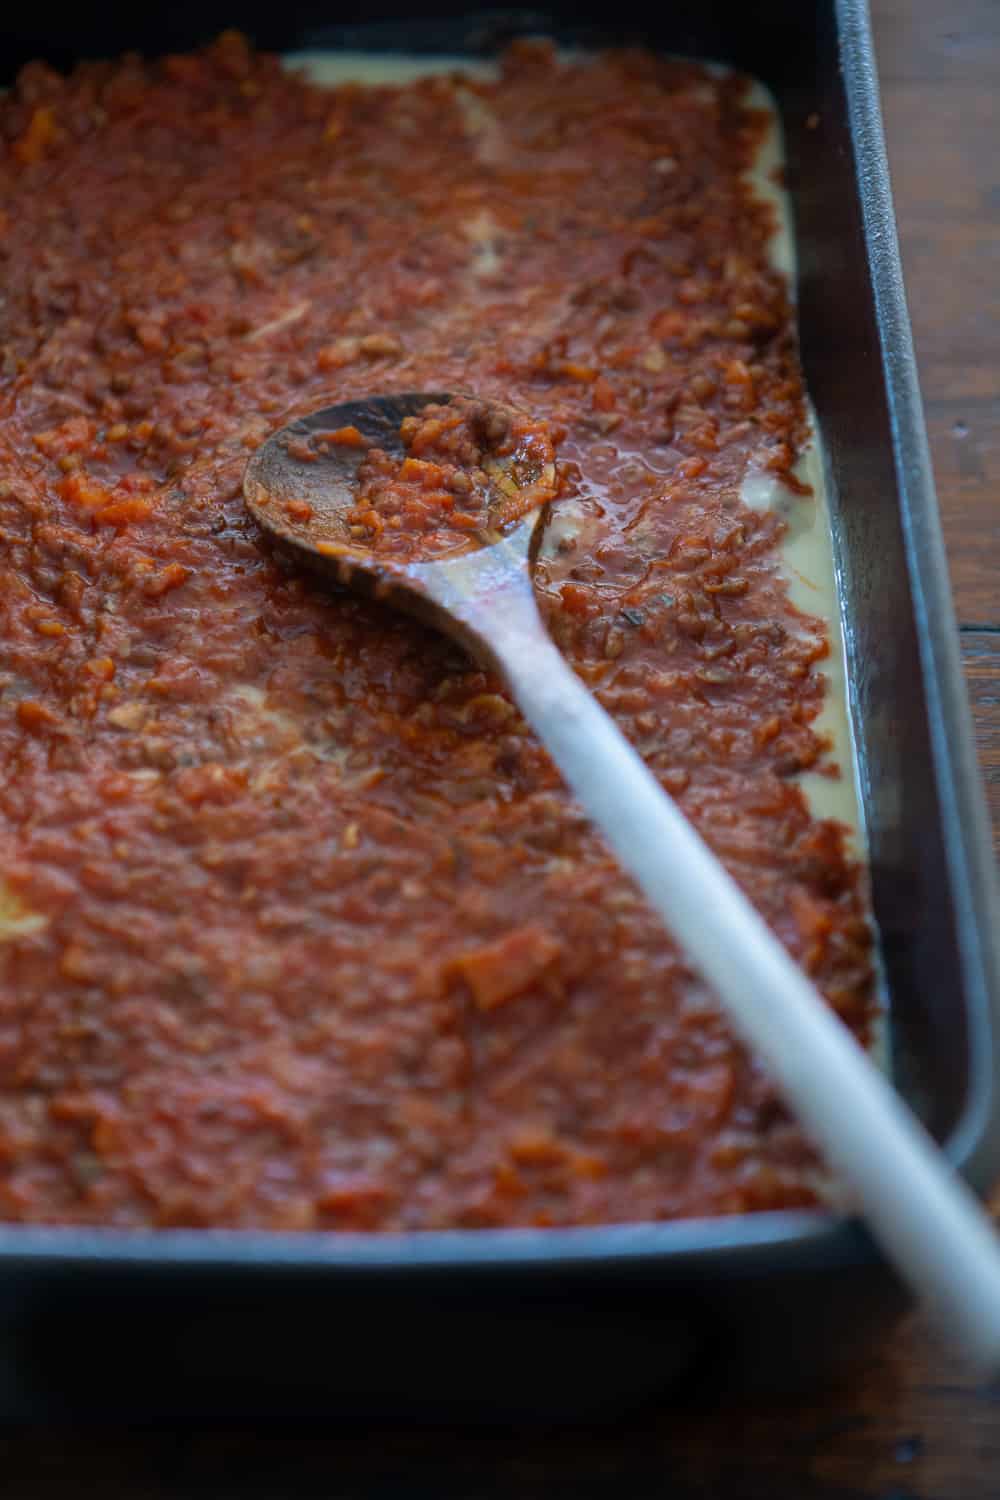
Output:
244 392 557 647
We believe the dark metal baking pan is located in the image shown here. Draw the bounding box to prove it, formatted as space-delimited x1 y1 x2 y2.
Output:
0 0 997 1422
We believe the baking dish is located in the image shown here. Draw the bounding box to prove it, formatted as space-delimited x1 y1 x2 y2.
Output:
0 0 997 1421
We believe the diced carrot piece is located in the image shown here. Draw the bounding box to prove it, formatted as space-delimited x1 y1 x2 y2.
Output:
34 415 93 456
14 107 57 166
84 657 115 681
509 1126 566 1164
592 376 617 412
96 498 153 527
399 457 446 486
449 924 562 1011
320 425 368 448
58 472 114 510
284 499 313 522
17 700 60 734
142 563 190 598
559 583 593 617
559 361 597 382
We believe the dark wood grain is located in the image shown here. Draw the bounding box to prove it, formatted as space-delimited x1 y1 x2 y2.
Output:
963 632 1000 855
875 0 1000 626
1 2 998 1494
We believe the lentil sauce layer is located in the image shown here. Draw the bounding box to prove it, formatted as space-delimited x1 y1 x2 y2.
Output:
0 35 874 1230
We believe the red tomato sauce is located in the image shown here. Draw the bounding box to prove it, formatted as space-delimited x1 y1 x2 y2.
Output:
0 35 874 1229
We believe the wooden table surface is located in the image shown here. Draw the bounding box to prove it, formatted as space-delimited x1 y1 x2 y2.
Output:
3 1 999 1494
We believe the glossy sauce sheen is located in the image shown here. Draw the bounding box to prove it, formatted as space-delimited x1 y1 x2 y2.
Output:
0 36 874 1230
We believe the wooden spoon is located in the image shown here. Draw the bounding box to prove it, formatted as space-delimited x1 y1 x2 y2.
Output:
245 391 1000 1369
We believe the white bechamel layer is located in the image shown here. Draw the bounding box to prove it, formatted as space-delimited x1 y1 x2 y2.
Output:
738 80 864 844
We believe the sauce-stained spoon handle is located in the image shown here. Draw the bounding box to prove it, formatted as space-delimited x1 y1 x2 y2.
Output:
445 564 1000 1371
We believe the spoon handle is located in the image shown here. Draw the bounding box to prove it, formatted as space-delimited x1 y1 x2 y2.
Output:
479 580 1000 1368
